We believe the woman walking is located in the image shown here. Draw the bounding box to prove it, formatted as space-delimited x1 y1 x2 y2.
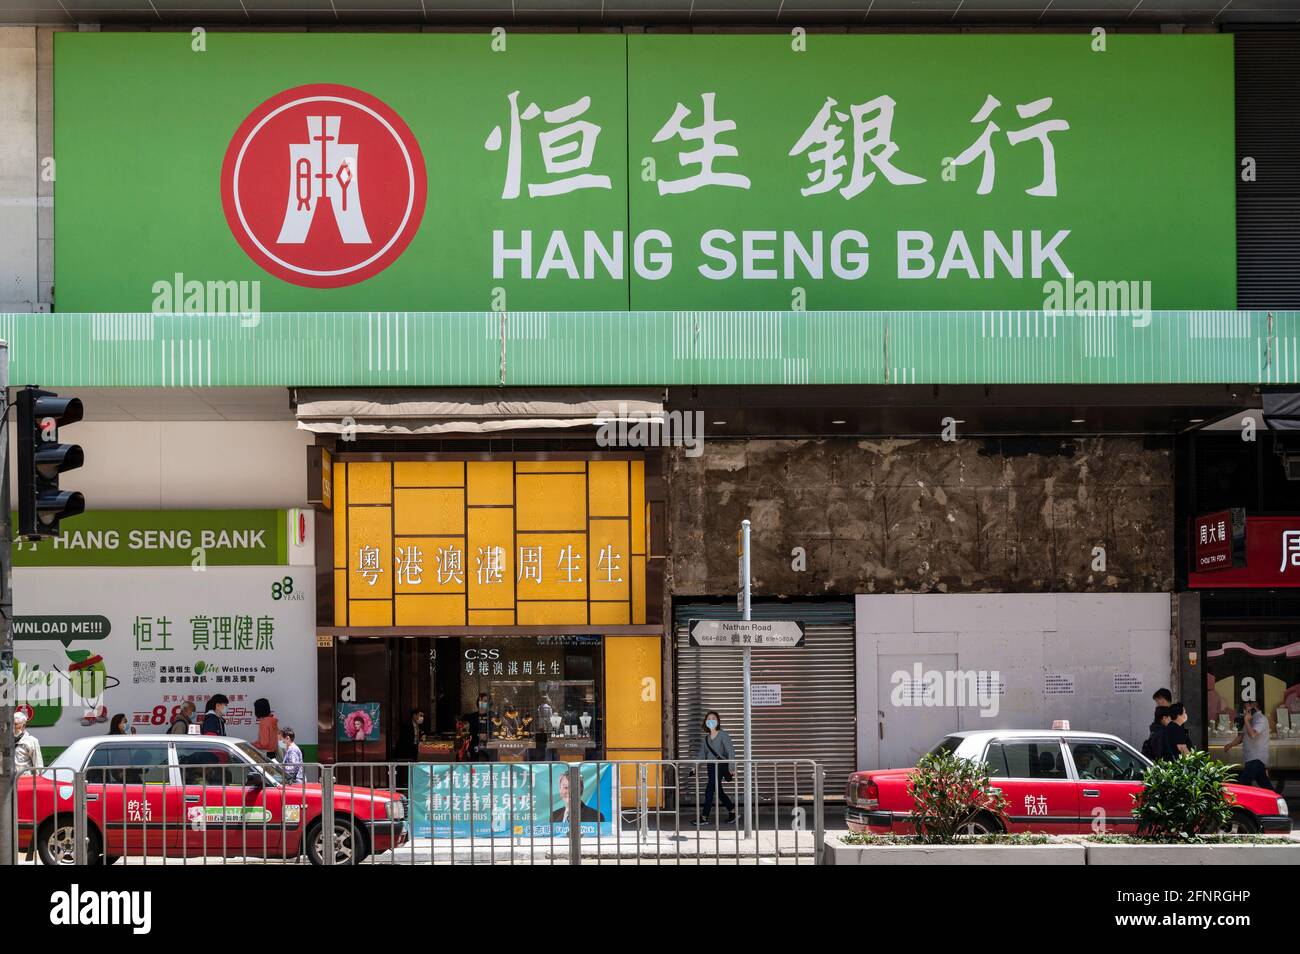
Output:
696 710 736 825
253 698 279 758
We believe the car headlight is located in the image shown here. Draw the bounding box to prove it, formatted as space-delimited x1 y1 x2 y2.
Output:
1278 797 1289 816
388 798 405 821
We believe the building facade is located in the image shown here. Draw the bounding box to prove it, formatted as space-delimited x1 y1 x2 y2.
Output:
2 11 1298 789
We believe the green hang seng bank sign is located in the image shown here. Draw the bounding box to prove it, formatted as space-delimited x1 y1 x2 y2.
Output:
12 511 289 567
54 33 1235 314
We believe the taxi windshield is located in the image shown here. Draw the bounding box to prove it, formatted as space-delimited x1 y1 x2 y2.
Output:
234 741 290 786
927 736 962 758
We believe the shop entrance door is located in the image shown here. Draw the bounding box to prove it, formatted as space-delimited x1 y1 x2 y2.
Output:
876 653 960 769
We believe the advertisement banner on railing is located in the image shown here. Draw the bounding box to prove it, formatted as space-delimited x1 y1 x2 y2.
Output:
410 762 615 839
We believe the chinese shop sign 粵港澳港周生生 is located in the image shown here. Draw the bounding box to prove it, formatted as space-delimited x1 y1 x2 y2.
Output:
53 33 1235 313
334 459 648 627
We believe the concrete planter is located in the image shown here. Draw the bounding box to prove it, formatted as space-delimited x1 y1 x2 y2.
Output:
824 834 1085 865
1083 839 1300 866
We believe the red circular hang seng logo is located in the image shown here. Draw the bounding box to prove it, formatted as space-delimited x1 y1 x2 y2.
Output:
221 84 427 288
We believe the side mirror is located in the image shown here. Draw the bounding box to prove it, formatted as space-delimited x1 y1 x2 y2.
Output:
245 769 265 789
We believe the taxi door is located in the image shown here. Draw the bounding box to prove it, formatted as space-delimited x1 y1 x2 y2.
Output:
982 738 1083 834
83 742 181 858
175 741 280 860
1064 737 1147 835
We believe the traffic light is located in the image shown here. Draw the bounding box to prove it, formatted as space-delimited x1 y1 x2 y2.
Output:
16 386 85 539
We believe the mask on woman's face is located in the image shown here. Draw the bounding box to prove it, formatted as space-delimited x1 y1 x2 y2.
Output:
706 718 718 730
479 702 488 712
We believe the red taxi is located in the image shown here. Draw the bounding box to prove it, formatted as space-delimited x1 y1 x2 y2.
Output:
846 729 1292 836
17 736 407 865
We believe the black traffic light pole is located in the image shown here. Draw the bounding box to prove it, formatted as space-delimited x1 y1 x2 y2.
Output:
0 377 84 865
16 387 84 539
0 344 12 867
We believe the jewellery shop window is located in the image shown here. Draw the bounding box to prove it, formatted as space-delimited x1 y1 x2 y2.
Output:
458 636 603 761
1205 628 1300 774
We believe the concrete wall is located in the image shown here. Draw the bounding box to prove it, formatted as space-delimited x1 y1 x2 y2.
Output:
855 593 1174 770
669 437 1174 597
0 27 38 311
8 420 313 509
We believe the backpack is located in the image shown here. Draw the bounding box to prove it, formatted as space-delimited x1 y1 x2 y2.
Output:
1142 727 1165 761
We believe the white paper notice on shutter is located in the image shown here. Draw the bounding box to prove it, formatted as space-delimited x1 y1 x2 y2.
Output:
1113 672 1144 695
1044 673 1075 695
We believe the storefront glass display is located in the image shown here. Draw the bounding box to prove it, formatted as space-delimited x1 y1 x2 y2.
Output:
1205 628 1300 775
488 681 539 741
368 634 605 762
540 680 597 747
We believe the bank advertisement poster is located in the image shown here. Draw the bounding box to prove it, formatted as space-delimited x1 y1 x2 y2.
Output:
55 33 1233 314
10 513 317 751
410 763 616 839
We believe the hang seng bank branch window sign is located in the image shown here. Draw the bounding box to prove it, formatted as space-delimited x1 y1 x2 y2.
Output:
334 460 649 627
55 33 1233 312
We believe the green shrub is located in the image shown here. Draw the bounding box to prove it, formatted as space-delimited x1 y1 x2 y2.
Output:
1132 751 1236 840
905 750 1007 844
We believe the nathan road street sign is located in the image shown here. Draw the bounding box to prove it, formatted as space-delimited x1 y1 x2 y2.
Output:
688 619 806 648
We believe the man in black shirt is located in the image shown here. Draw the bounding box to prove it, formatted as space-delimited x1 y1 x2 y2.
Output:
1143 705 1171 761
1162 702 1192 760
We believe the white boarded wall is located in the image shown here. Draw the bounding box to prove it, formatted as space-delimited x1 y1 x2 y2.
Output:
855 593 1173 770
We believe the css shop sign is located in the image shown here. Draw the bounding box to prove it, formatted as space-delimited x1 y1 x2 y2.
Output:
56 33 1234 311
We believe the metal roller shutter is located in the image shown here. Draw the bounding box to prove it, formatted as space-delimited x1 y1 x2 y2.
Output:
673 601 856 801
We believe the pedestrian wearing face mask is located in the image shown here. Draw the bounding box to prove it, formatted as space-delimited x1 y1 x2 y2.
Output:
695 710 736 826
201 694 229 736
1224 700 1280 792
396 708 426 787
279 727 303 784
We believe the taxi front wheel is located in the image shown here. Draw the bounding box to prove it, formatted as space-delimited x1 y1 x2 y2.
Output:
1222 810 1260 835
306 817 369 865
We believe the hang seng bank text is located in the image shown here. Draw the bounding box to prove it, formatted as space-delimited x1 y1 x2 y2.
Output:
492 228 1072 282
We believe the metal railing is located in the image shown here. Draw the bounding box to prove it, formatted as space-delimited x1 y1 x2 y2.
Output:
9 758 824 866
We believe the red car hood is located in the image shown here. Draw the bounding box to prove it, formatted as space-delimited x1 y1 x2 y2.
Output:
283 782 402 802
1223 782 1284 813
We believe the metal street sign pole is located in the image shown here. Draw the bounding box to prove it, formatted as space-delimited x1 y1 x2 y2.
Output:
0 342 12 866
741 519 753 839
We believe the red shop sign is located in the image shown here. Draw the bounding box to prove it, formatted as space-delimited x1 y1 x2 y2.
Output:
1189 516 1300 588
1192 509 1233 572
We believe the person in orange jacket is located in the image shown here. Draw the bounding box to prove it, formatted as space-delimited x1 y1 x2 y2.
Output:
253 698 279 758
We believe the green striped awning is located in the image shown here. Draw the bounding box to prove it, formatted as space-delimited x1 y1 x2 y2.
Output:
2 310 1297 388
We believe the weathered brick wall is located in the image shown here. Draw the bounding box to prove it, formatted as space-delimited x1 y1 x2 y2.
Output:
668 437 1174 596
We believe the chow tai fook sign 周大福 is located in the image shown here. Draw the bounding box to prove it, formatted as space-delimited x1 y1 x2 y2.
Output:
1191 508 1246 573
334 459 648 627
54 34 1235 313
1188 517 1300 588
